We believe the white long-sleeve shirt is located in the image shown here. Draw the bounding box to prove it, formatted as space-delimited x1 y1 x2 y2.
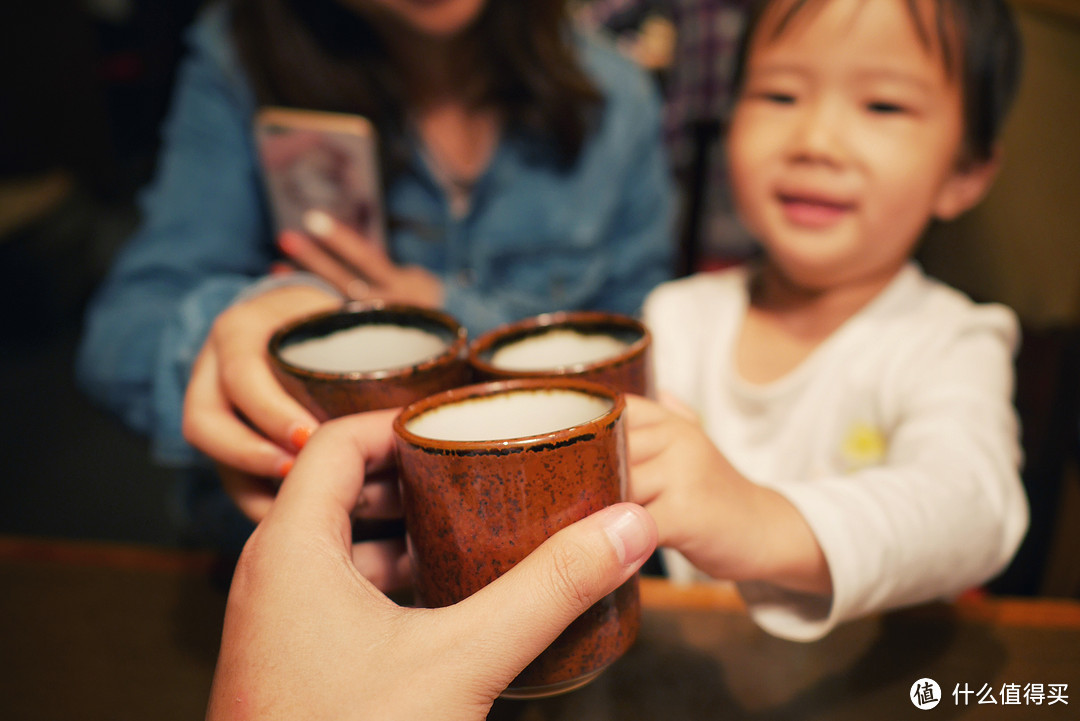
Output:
642 262 1029 641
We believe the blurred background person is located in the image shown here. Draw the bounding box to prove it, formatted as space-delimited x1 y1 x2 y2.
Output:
76 0 674 555
575 0 756 272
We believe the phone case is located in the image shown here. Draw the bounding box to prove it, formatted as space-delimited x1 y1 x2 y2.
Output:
255 107 386 248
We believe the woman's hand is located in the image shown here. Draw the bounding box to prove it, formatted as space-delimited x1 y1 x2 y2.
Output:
206 412 657 720
279 210 444 306
182 284 341 522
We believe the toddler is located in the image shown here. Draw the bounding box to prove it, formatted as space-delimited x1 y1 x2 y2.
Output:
631 0 1028 641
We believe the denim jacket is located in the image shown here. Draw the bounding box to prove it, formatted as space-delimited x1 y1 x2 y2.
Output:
77 5 674 466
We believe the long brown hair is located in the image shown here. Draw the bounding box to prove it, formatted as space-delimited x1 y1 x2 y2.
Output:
231 0 603 178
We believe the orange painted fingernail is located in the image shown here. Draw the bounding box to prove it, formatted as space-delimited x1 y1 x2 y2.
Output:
289 423 314 450
278 457 294 478
278 230 302 255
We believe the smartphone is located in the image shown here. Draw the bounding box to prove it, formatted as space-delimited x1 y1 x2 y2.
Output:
254 107 386 249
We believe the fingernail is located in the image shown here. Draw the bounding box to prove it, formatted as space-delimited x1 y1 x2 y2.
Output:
601 504 654 567
277 457 294 478
269 261 293 276
288 423 314 450
278 230 302 255
303 209 335 237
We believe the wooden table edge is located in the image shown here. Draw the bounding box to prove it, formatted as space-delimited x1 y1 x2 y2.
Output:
4 536 1079 629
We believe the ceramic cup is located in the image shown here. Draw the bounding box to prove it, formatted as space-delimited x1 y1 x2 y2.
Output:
467 311 653 397
392 378 640 699
268 302 470 420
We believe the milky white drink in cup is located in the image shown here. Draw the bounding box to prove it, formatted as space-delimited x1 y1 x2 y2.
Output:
405 384 614 441
278 323 448 373
489 329 629 372
468 311 653 397
268 304 470 420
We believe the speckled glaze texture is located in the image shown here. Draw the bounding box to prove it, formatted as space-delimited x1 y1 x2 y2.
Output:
467 311 654 398
268 302 470 420
393 379 640 698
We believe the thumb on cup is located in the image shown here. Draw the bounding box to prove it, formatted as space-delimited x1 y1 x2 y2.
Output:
449 503 656 684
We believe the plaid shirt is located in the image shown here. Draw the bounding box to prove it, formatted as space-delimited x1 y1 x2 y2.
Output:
578 0 758 263
575 0 751 174
661 0 750 174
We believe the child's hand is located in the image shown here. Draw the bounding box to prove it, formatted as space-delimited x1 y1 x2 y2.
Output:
625 395 759 577
625 395 832 595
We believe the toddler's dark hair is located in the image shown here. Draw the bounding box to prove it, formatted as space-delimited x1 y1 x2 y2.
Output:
731 0 1023 163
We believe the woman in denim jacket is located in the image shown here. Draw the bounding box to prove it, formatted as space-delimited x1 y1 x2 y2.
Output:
77 0 673 551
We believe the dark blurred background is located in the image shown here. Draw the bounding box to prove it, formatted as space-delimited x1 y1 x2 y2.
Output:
0 0 1077 599
0 0 205 547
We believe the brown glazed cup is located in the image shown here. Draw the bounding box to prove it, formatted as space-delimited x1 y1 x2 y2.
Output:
268 302 470 420
467 310 653 397
392 378 640 699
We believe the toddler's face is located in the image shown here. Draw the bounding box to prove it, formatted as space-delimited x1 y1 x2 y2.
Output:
727 0 985 291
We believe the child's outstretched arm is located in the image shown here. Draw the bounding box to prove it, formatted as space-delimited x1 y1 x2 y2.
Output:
740 311 1028 642
625 395 831 595
631 302 1028 642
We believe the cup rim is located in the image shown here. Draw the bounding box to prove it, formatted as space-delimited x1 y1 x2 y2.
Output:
268 301 468 381
393 377 625 452
466 310 651 378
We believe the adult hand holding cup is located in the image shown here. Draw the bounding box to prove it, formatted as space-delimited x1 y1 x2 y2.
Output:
207 411 656 719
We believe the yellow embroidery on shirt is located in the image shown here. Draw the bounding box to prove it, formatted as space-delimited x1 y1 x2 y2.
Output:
841 422 887 471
